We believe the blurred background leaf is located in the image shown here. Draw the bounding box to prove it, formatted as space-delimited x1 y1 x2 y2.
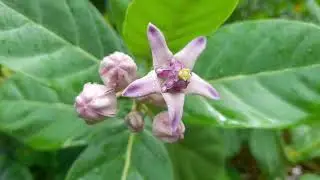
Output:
300 173 320 180
123 0 238 59
107 0 131 33
0 155 33 180
167 125 228 180
249 130 287 179
286 121 320 163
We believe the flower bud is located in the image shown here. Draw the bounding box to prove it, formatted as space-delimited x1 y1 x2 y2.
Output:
137 93 166 107
125 111 144 132
152 112 185 143
99 52 137 91
74 83 117 124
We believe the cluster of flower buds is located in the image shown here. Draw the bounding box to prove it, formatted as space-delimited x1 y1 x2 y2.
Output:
74 52 137 125
75 23 220 143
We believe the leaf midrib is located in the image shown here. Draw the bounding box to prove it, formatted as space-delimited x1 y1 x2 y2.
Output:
0 100 73 110
209 63 320 84
0 1 101 88
1 1 100 63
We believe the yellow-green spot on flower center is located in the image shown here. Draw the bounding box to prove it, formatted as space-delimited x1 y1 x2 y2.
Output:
178 68 191 81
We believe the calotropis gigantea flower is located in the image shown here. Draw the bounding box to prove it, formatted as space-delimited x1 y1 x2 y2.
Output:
122 23 220 131
75 83 117 124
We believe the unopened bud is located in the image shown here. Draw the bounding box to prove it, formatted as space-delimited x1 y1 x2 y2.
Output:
138 93 166 107
125 111 144 132
74 83 117 124
99 52 137 91
152 112 185 143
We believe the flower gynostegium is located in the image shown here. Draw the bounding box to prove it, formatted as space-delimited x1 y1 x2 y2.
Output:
122 23 220 131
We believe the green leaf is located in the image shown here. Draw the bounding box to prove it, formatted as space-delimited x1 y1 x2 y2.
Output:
0 0 123 149
300 174 320 180
221 129 244 159
0 74 132 150
286 121 320 162
66 121 174 180
123 0 238 58
307 0 320 23
184 20 320 128
0 155 32 180
249 130 287 179
167 125 227 180
107 0 130 33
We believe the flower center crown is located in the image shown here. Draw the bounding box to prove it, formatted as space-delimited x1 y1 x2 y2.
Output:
178 68 191 81
156 61 191 93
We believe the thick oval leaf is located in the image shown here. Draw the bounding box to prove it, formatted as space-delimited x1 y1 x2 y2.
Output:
286 121 320 162
123 0 238 58
66 121 174 180
184 20 320 128
0 74 132 150
0 0 123 149
167 125 227 180
0 0 122 83
249 130 287 179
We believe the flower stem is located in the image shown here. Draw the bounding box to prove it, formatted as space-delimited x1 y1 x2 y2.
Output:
121 134 135 180
141 104 154 117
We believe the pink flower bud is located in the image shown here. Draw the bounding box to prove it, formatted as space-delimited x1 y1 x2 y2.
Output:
74 83 117 124
125 111 144 132
152 111 185 143
137 93 166 107
99 52 137 91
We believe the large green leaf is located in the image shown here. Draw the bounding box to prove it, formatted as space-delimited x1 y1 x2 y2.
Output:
123 0 238 58
0 0 123 150
167 125 227 180
66 120 174 180
286 121 320 162
249 130 287 179
184 20 320 128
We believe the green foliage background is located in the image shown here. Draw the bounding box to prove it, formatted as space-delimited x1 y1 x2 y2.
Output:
0 0 319 180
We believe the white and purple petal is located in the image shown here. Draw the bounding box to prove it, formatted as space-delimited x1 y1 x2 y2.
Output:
174 36 207 69
186 73 220 100
147 23 173 68
162 93 185 131
122 71 161 98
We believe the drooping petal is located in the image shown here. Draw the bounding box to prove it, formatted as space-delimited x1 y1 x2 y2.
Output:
174 36 207 69
186 73 220 100
122 71 161 97
162 93 185 131
147 23 173 68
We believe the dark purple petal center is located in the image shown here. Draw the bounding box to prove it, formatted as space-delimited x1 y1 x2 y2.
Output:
156 60 190 93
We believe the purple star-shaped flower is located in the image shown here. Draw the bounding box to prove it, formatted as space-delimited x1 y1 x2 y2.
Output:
122 23 220 131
